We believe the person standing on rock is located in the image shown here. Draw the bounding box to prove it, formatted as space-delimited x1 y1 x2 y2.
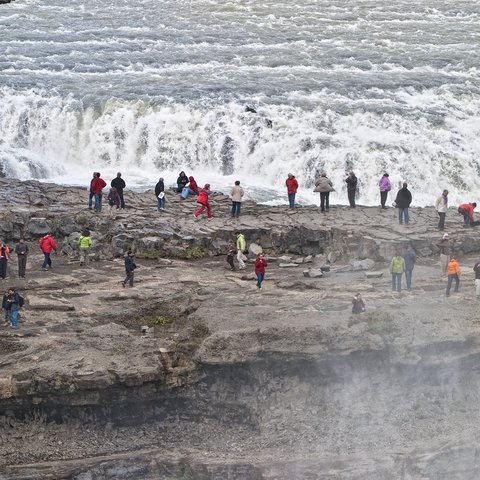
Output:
122 250 136 287
2 290 11 326
226 239 235 271
378 173 391 209
314 172 334 213
6 287 21 329
235 231 247 270
155 178 165 210
473 260 480 298
395 182 412 224
88 171 97 210
436 233 454 278
111 172 126 209
0 241 10 280
446 256 461 296
345 171 358 208
91 172 107 213
230 180 244 218
352 293 365 314
194 184 213 219
107 187 121 217
403 246 416 290
389 251 406 292
78 229 92 266
15 239 29 278
255 253 268 289
39 233 57 271
458 202 476 227
176 171 189 193
435 190 449 231
286 173 298 209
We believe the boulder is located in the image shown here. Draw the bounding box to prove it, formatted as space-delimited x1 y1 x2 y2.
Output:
27 217 50 236
365 271 384 278
349 259 375 271
249 243 263 255
279 263 299 268
303 268 323 278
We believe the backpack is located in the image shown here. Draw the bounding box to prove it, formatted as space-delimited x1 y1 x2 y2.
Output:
18 295 24 307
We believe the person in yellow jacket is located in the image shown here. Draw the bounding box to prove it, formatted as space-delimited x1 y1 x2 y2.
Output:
390 252 406 292
446 256 461 296
235 231 246 270
78 229 92 266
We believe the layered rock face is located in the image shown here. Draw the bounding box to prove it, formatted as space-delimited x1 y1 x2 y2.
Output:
1 179 480 479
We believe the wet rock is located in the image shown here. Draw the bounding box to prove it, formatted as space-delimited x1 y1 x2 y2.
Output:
303 268 323 278
349 258 375 271
365 271 384 278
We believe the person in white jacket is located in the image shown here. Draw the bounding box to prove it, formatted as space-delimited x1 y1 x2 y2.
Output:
435 190 448 231
230 181 244 218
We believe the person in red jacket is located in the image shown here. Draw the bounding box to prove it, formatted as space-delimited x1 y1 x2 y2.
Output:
0 242 10 279
194 184 213 219
254 253 268 289
91 172 107 213
39 233 57 271
285 173 299 209
458 202 477 226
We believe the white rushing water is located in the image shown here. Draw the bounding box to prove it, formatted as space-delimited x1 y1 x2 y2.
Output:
1 0 479 205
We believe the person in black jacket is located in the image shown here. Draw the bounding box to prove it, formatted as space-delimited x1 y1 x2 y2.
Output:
111 172 126 209
345 171 358 208
122 251 136 287
88 172 97 210
474 260 480 298
395 182 412 225
155 178 165 210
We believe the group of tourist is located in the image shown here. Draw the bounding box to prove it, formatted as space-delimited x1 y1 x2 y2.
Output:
89 171 126 214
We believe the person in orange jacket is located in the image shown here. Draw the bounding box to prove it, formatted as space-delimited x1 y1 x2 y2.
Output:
194 184 213 219
39 233 57 271
446 256 461 296
285 173 299 209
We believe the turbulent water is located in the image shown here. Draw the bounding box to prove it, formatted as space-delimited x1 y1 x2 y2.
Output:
1 0 479 205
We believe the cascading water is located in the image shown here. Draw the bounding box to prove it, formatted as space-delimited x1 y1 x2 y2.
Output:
1 0 479 205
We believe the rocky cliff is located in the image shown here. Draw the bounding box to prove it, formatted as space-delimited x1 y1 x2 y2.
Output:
1 179 480 479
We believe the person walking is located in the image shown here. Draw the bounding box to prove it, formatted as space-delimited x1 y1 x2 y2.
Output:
6 287 21 329
122 250 136 287
111 172 126 209
91 172 107 213
390 251 406 292
235 231 247 270
0 241 10 279
181 176 199 199
107 187 121 217
313 172 334 213
379 173 391 209
435 190 449 230
176 171 189 193
395 182 412 224
458 202 476 226
226 239 235 271
155 178 165 210
254 253 268 289
194 184 213 219
230 180 244 218
436 233 454 278
39 233 57 271
351 293 366 314
345 171 358 208
446 256 461 296
15 239 29 278
78 229 92 266
88 172 97 210
473 259 480 299
286 173 299 209
403 246 416 290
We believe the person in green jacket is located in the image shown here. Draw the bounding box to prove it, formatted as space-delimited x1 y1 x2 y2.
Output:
235 231 246 270
390 251 406 292
78 229 92 266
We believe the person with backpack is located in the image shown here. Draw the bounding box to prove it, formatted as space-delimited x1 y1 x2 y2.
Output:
254 253 268 289
91 172 107 213
39 233 57 271
235 231 246 270
15 238 29 278
122 250 136 287
155 178 166 210
313 172 334 213
0 241 10 279
111 172 126 209
345 171 358 208
389 251 406 292
378 173 391 209
5 287 22 329
78 229 92 266
194 184 213 219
